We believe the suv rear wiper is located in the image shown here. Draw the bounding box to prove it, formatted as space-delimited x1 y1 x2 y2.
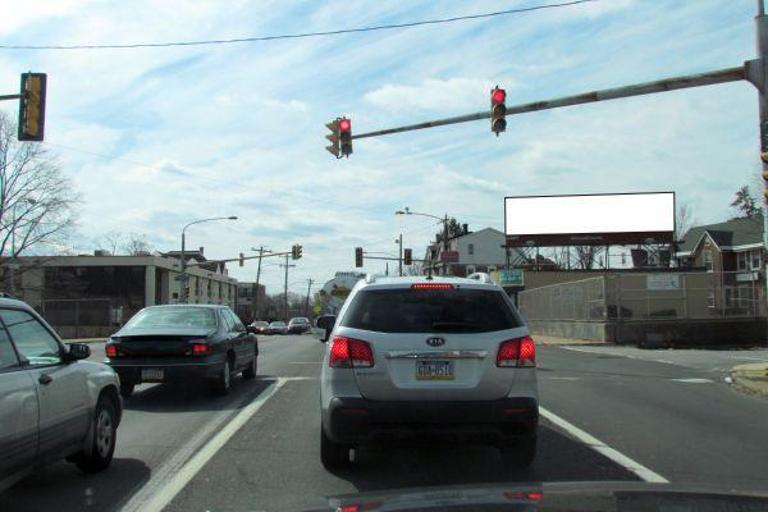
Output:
431 321 480 332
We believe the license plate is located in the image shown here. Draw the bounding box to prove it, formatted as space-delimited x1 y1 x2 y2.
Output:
141 368 164 382
416 360 454 380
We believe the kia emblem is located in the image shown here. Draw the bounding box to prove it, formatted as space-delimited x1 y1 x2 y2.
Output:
426 337 445 347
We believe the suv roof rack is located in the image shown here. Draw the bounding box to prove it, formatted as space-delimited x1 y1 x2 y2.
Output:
364 273 377 284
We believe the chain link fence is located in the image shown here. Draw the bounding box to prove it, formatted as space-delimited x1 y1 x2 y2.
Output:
40 298 139 339
519 272 764 322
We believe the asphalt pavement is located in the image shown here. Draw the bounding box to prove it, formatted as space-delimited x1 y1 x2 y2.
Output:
1 335 767 512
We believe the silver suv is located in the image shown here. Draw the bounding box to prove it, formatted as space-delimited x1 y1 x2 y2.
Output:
317 275 538 470
0 297 122 492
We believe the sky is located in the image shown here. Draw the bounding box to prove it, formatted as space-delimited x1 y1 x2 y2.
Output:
0 0 760 295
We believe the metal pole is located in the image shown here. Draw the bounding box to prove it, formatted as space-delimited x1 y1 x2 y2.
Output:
179 231 186 303
305 278 313 316
8 207 15 295
254 246 264 319
443 214 449 276
398 233 403 276
756 0 768 327
283 254 289 321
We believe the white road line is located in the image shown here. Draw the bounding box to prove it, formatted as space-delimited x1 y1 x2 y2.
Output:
671 378 713 383
120 378 288 512
539 407 668 483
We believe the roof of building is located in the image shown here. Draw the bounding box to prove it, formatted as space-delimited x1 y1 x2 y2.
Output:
677 215 763 255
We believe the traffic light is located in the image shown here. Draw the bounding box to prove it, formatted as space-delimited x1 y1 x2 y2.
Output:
18 72 47 141
292 244 303 260
325 119 340 158
339 117 352 157
403 248 413 266
355 247 363 268
239 253 245 267
490 86 506 136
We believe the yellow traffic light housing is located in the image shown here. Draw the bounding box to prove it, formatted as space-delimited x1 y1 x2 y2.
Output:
325 119 340 158
18 73 47 141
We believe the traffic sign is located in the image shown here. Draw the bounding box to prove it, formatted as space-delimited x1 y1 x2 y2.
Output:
498 269 524 287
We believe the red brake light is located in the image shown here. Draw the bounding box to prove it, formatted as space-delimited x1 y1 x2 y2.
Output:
191 342 212 356
411 283 454 290
329 336 374 368
497 336 536 367
492 88 506 104
105 343 118 358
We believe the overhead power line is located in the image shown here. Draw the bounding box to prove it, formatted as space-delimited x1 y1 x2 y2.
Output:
0 0 597 51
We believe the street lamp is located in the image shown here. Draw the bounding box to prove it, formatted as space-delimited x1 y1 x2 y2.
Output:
179 216 238 303
396 207 450 275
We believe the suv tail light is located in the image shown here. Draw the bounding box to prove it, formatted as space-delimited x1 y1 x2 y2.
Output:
329 336 374 368
496 336 536 367
105 342 119 358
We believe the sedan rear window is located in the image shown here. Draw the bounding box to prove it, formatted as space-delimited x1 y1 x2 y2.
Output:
125 307 217 329
341 288 520 333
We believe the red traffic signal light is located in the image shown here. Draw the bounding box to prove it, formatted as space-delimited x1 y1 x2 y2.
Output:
490 86 506 136
339 118 351 132
339 117 352 157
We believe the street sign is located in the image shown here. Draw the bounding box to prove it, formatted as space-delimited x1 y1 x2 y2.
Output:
499 269 524 287
312 304 321 314
440 250 459 263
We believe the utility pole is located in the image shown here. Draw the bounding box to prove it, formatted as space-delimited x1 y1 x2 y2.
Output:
755 0 768 319
305 278 314 316
252 246 271 319
443 213 449 276
396 233 403 276
280 254 296 321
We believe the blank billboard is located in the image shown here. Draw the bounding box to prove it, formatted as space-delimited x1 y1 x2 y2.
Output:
504 192 674 247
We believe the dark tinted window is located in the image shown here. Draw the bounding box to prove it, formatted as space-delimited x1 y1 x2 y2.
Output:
341 288 520 333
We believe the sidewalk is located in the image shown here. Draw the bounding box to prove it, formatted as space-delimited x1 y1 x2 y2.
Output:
730 362 768 397
62 337 105 344
533 334 608 346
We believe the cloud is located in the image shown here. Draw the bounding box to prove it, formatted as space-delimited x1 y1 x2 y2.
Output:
364 77 514 112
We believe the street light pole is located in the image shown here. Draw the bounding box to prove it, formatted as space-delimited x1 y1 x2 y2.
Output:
395 207 451 276
396 233 403 276
443 213 449 276
252 246 271 319
179 216 238 303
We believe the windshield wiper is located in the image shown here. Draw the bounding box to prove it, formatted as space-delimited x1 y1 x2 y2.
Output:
431 321 480 332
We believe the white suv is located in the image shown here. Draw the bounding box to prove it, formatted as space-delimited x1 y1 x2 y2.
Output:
317 275 538 470
0 297 123 492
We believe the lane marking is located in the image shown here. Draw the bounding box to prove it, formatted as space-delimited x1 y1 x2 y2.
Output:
545 376 581 381
539 407 668 483
289 361 322 364
120 378 288 512
671 378 713 383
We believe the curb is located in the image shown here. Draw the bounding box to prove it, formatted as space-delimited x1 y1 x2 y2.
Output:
729 362 768 397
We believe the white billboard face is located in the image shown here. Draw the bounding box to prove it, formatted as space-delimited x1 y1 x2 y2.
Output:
504 192 674 246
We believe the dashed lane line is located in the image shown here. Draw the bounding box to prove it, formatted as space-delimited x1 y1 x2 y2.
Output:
540 407 669 483
120 377 290 512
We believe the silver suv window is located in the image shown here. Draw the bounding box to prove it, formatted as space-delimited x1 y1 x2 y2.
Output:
0 309 62 366
341 288 520 333
0 320 19 370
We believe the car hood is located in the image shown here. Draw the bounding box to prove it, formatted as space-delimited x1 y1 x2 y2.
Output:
308 482 768 512
112 326 216 338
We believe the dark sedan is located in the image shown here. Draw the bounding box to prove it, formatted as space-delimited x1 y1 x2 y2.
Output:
287 317 311 334
105 304 258 397
266 321 287 335
248 320 269 334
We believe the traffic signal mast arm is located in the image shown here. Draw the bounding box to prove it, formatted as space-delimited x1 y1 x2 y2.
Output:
348 66 745 140
185 249 298 267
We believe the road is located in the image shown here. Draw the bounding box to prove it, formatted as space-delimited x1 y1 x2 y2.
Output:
1 335 767 511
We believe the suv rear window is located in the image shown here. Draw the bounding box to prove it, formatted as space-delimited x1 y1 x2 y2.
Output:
341 288 520 333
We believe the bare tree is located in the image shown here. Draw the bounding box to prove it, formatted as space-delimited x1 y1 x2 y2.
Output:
675 202 697 240
573 246 597 270
0 114 79 286
95 230 122 255
404 262 424 276
122 233 153 256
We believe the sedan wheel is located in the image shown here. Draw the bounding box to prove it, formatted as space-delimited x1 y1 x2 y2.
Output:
243 352 257 380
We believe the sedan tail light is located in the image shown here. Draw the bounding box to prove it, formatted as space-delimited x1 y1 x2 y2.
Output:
329 336 374 368
105 342 119 358
496 336 536 367
190 341 212 356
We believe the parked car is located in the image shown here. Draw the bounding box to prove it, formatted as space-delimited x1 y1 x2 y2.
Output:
316 274 538 470
0 297 123 491
287 317 311 334
266 321 288 335
105 304 258 397
248 320 269 334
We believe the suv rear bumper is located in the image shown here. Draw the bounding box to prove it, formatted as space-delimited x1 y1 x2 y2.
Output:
325 396 538 445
